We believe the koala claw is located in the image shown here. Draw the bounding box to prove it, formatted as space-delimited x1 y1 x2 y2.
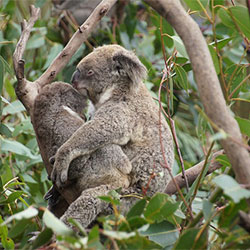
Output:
61 170 68 184
50 158 70 189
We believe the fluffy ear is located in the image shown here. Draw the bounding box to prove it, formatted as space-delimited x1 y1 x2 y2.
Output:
112 50 147 87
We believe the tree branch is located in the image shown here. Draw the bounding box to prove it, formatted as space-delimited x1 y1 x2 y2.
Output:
13 5 40 76
36 0 117 87
165 150 224 195
144 0 250 185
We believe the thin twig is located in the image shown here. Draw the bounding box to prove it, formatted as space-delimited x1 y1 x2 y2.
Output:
160 17 190 193
189 142 215 207
228 74 250 99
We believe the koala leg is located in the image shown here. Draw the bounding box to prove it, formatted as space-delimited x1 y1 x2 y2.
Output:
60 184 112 228
108 145 132 175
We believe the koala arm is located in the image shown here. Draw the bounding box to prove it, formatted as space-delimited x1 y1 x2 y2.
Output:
51 105 132 188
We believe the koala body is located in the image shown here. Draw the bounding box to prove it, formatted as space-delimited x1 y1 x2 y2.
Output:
33 82 131 219
50 45 174 225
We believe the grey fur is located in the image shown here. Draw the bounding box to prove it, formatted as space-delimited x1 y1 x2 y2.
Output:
33 82 132 219
49 45 174 226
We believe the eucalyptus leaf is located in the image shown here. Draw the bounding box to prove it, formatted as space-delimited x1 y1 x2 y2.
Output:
43 209 73 236
1 138 38 159
31 228 53 249
183 0 208 11
229 6 250 39
2 206 38 225
208 45 220 74
174 228 207 249
2 100 25 115
213 174 250 203
174 64 189 91
202 199 213 221
139 221 179 248
235 117 250 137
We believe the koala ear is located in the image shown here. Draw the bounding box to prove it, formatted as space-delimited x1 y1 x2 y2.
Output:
112 50 147 87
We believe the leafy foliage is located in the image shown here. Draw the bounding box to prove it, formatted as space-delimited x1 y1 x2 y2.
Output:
0 0 250 249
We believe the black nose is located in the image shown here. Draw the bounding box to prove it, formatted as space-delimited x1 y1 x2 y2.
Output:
71 69 80 84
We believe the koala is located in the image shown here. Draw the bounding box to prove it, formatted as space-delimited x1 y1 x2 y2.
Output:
32 81 132 219
50 45 174 225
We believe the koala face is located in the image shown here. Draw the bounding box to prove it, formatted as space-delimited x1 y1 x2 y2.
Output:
71 45 147 104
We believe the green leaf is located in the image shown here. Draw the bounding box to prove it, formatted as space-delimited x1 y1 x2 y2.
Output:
127 216 148 230
0 214 14 250
161 201 180 219
139 221 179 248
218 199 247 228
26 34 45 50
171 35 189 58
31 228 53 249
208 45 220 74
1 237 14 250
0 55 4 97
235 117 250 137
2 206 38 225
183 0 208 11
209 0 225 13
1 138 39 159
174 228 207 249
144 193 168 222
0 55 13 76
202 199 213 221
0 191 24 205
43 209 73 236
2 100 25 115
209 37 232 50
174 64 189 91
213 174 250 203
229 6 250 39
9 219 29 238
0 215 8 239
87 225 103 249
0 124 12 137
127 199 146 219
98 195 120 206
218 8 234 27
43 43 63 70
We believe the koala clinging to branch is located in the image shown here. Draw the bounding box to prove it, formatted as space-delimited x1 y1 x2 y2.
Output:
51 45 174 200
32 81 132 218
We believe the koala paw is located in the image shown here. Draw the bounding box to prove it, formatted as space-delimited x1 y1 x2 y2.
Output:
51 149 71 189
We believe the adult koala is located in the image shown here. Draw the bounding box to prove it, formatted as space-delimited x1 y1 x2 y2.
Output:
33 82 132 220
50 45 174 226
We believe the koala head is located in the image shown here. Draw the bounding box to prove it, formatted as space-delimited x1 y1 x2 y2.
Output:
71 45 147 104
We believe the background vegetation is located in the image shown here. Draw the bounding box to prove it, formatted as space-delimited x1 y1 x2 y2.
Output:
0 0 250 249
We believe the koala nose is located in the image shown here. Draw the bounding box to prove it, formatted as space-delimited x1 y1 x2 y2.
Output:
71 69 80 87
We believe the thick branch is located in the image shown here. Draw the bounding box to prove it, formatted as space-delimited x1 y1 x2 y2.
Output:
144 0 250 185
37 0 118 87
165 150 224 195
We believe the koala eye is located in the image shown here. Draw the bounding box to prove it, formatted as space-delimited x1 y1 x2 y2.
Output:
87 70 94 76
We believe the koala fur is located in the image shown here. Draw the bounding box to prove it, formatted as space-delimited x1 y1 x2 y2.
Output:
32 82 132 219
50 45 174 226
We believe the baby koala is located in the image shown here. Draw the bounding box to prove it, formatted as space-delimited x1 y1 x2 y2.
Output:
32 81 132 220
